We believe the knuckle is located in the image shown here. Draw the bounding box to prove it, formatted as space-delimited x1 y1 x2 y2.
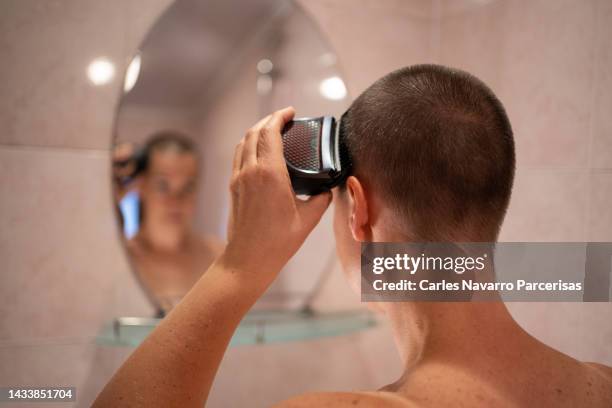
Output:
229 176 240 192
242 164 258 179
259 125 272 138
254 165 268 178
261 125 279 141
257 165 278 181
232 164 282 190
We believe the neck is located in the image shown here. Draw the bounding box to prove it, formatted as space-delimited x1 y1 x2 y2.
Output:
139 222 190 252
385 301 531 368
371 219 539 381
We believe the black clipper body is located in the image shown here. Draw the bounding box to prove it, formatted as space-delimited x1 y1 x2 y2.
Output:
281 116 350 195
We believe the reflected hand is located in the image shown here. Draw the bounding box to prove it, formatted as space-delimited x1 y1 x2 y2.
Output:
221 107 332 290
112 142 137 180
112 142 138 201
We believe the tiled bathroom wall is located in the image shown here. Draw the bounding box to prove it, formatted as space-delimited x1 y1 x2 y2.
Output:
434 0 612 363
1 1 611 407
0 1 175 407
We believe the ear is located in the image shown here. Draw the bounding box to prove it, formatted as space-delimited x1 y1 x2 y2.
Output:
346 175 371 241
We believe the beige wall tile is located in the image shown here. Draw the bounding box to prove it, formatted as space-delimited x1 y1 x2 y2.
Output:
496 0 596 168
439 0 503 92
508 302 612 364
0 146 151 342
0 0 172 150
499 169 588 241
578 302 612 364
0 342 94 407
591 0 612 169
298 0 434 96
437 0 601 170
438 0 612 368
588 172 612 241
0 343 136 408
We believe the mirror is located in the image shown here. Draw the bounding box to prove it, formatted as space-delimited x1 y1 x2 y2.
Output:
112 0 349 317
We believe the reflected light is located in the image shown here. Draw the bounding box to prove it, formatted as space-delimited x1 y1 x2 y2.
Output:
319 76 347 100
257 74 273 95
318 52 337 67
257 59 274 74
87 57 115 86
119 190 140 239
123 53 142 93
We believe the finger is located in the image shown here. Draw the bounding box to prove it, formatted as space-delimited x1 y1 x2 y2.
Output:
241 129 258 168
241 115 272 168
232 141 244 176
258 107 295 163
296 191 332 232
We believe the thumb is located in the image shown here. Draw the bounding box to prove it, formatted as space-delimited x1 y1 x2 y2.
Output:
296 192 332 232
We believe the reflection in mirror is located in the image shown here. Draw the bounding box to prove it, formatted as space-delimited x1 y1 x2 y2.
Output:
112 0 349 317
113 134 224 315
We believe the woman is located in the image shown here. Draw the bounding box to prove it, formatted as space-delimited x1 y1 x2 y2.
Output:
114 131 224 315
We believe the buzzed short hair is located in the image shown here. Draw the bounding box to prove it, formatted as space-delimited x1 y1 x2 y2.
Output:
145 130 196 156
142 130 198 172
340 64 515 241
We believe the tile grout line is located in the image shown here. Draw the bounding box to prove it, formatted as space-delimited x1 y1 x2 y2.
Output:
515 166 612 173
0 336 98 349
584 0 601 242
0 143 110 155
430 0 441 63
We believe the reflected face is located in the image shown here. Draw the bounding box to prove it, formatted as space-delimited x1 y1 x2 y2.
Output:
139 149 198 232
332 187 361 294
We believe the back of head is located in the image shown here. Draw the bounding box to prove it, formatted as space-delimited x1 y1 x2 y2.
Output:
341 64 515 241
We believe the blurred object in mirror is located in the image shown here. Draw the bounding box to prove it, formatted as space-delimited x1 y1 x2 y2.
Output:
124 53 142 93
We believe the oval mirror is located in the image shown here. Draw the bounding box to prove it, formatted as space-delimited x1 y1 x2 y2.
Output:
112 0 351 320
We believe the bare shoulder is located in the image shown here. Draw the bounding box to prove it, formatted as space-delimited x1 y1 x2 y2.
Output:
586 362 612 380
272 391 419 408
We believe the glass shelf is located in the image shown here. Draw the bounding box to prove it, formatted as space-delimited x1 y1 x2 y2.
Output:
96 309 377 347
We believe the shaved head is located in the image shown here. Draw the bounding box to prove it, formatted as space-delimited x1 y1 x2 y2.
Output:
340 65 515 241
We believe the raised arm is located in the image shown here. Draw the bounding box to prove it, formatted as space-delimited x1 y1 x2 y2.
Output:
93 107 331 407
